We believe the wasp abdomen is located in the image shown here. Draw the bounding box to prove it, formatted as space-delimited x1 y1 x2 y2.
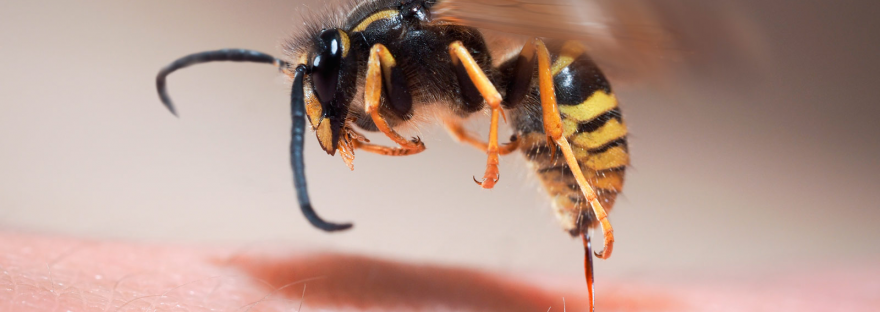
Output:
505 41 629 235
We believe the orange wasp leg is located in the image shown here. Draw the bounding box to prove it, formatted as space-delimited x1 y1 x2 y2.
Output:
364 44 426 155
534 39 614 259
336 124 418 172
352 139 425 156
444 120 519 155
448 41 506 189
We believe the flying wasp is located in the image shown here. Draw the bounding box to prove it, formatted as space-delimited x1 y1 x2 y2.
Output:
156 0 750 310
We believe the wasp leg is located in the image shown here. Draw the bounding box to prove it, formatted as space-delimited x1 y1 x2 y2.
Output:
352 139 425 156
534 39 614 259
443 120 519 155
340 120 422 157
365 44 426 154
583 231 596 312
448 41 506 189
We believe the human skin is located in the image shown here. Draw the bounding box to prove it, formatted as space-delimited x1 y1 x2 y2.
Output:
1 232 876 312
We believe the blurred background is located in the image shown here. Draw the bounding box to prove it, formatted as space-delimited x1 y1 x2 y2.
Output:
1 0 878 282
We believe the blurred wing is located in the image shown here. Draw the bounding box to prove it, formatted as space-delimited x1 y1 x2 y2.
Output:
433 0 767 85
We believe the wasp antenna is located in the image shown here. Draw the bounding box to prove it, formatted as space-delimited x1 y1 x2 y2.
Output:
155 49 288 117
290 65 353 232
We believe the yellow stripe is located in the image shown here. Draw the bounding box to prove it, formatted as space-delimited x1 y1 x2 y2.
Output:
338 30 350 58
352 10 398 32
517 132 544 148
551 41 586 76
538 171 568 186
570 119 627 150
297 54 308 67
555 195 582 209
590 170 624 192
378 47 397 87
561 119 577 137
558 91 618 122
539 166 624 192
304 87 323 129
576 146 629 171
307 86 333 152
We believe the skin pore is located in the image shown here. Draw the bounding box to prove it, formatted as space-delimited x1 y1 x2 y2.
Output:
1 232 877 312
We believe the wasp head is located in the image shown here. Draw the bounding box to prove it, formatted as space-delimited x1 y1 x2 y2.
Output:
301 28 357 155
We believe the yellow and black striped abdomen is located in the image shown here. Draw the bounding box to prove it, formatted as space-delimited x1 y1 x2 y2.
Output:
514 41 628 236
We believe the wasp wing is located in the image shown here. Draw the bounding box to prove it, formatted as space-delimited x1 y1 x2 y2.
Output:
432 0 766 85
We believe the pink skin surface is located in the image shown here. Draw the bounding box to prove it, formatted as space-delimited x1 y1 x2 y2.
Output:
1 232 877 312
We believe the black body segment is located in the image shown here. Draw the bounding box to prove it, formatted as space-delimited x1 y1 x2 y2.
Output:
382 60 415 120
576 107 623 133
311 30 345 106
553 54 612 105
503 43 538 109
453 61 489 113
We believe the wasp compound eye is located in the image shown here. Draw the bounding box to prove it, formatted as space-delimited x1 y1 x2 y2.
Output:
311 29 344 108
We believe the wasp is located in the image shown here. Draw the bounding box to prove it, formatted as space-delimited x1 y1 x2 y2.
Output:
156 0 725 309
